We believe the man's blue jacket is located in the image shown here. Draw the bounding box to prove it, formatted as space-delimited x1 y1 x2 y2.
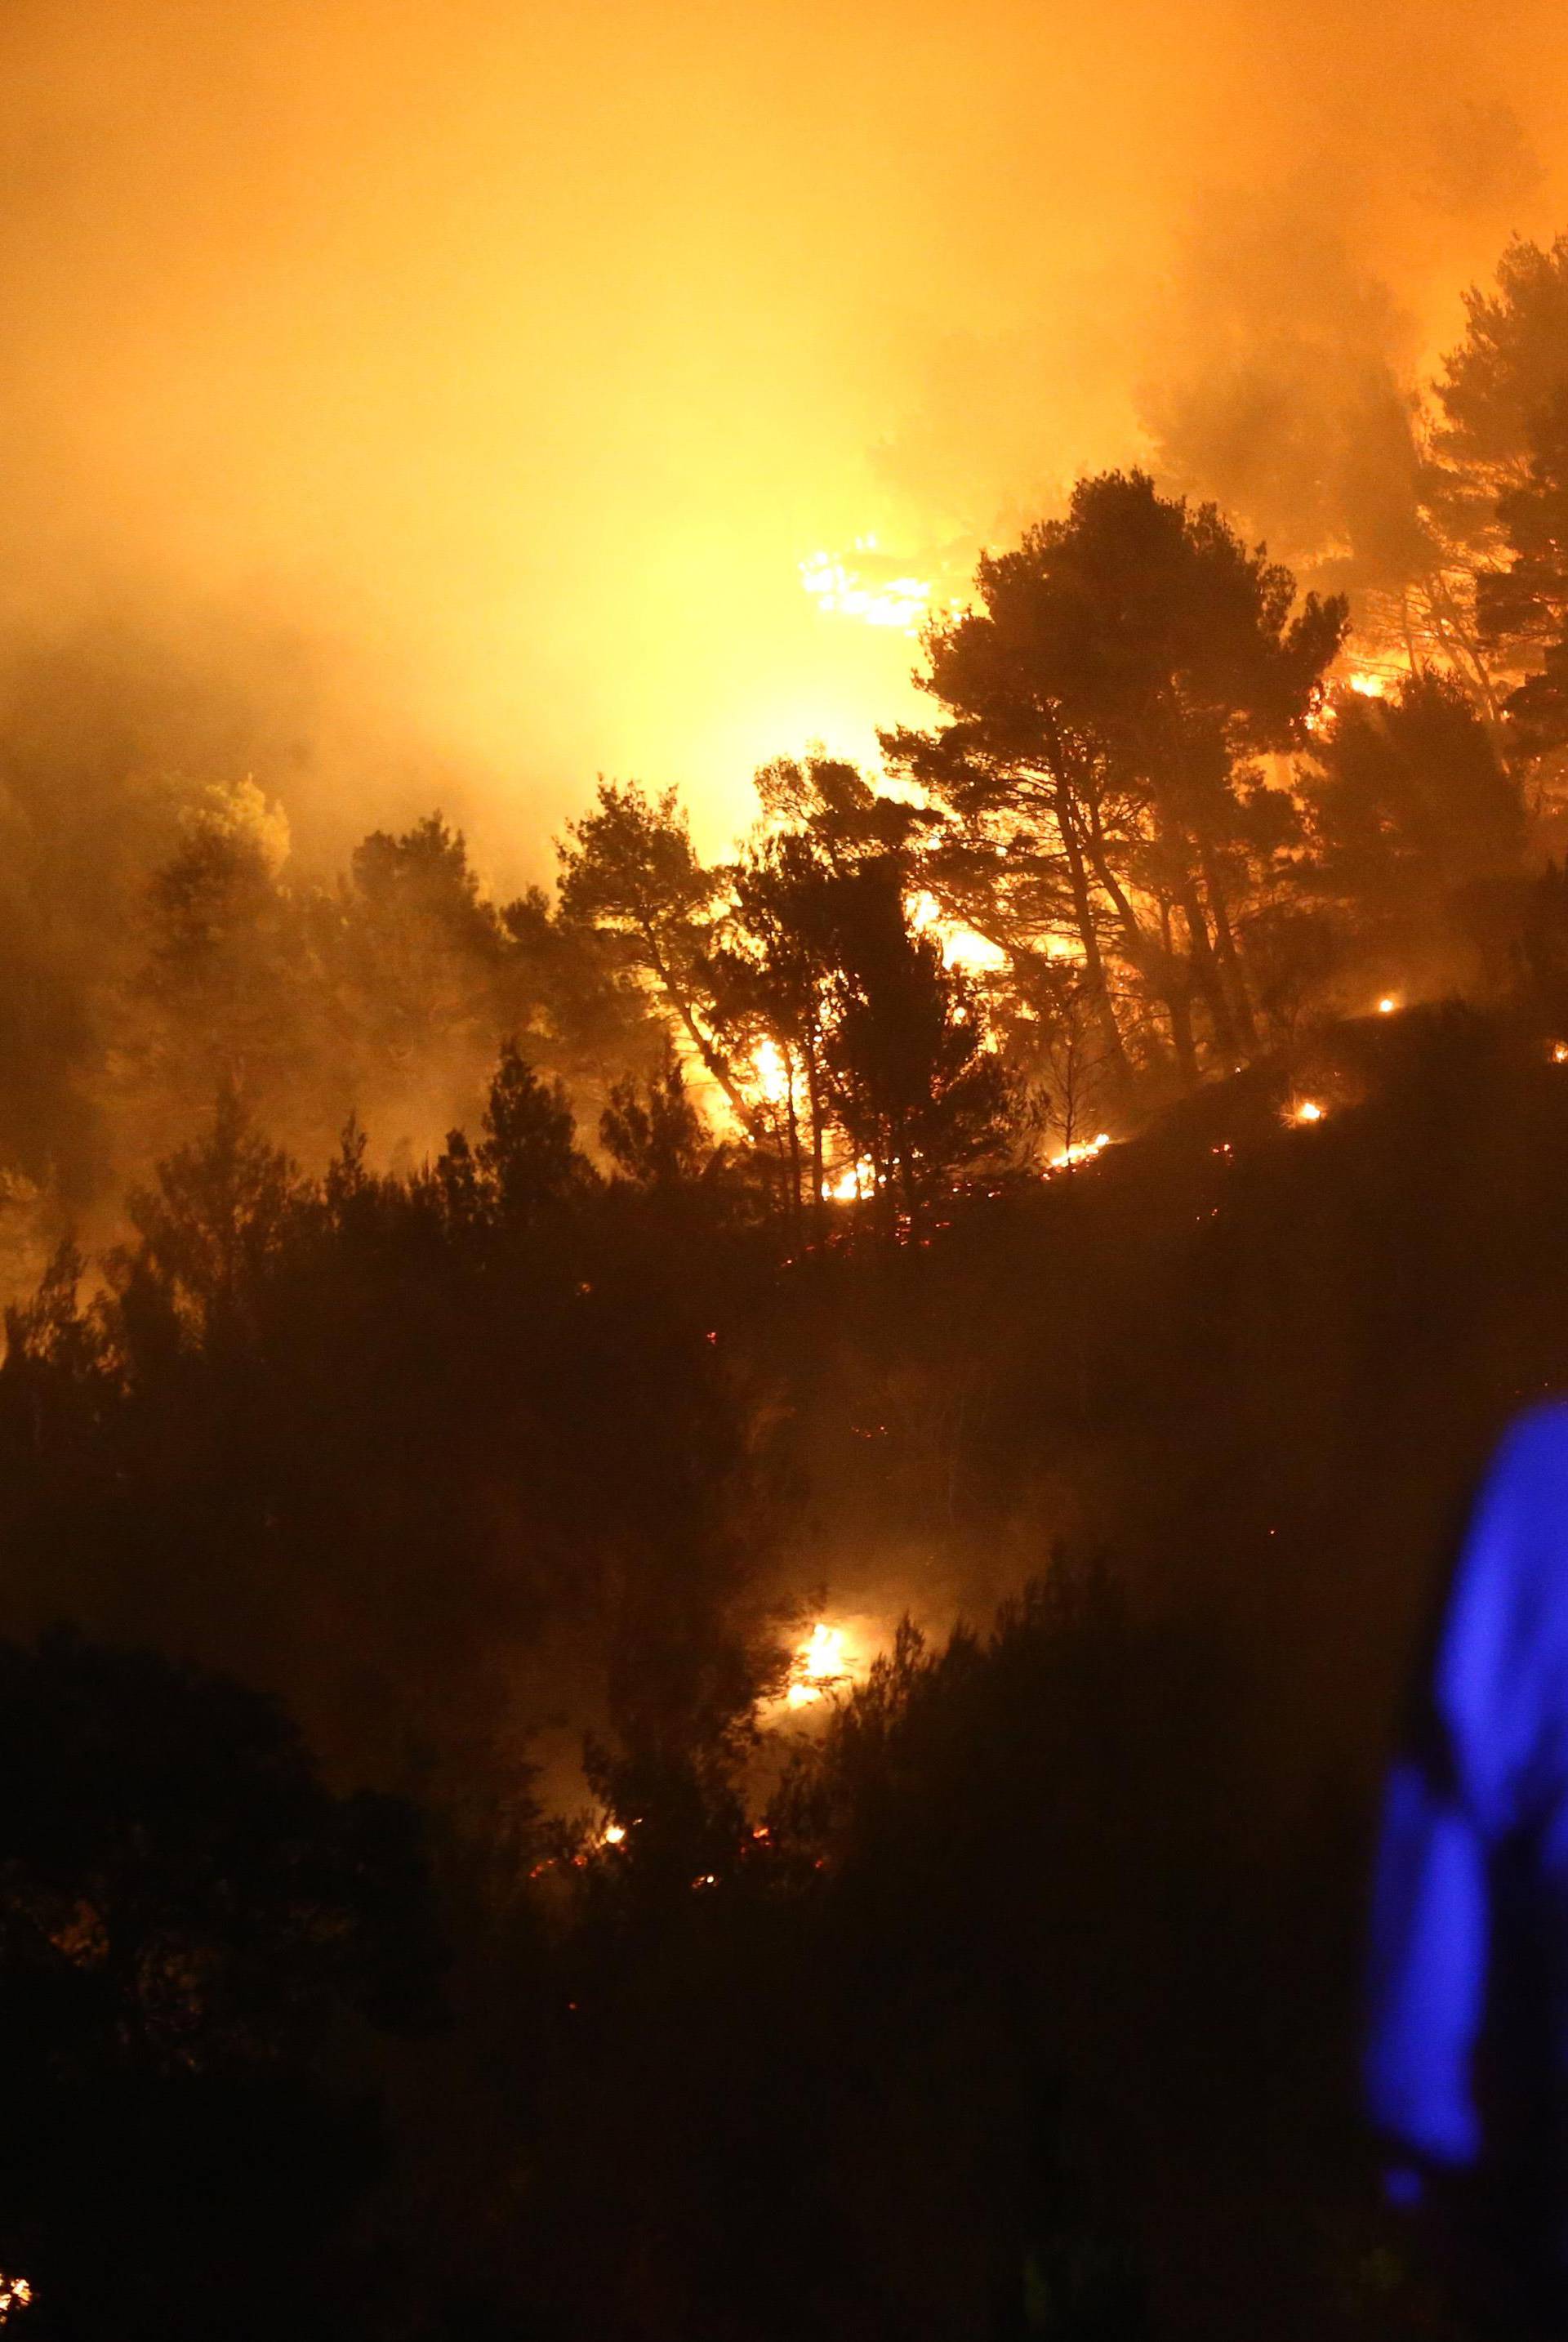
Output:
1366 1403 1568 2175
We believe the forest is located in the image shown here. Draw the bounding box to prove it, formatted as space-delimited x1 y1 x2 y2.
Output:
5 227 1568 2338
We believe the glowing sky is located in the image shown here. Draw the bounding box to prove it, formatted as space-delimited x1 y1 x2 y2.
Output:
2 0 1566 870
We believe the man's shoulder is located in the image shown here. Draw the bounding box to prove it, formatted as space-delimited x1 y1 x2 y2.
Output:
1459 1401 1568 1618
1490 1400 1568 1485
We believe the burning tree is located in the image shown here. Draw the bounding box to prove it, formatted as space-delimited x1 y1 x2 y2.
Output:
710 756 1009 1216
816 859 1011 1216
556 780 760 1136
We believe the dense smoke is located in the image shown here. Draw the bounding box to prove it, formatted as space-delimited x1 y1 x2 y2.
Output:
0 0 1564 855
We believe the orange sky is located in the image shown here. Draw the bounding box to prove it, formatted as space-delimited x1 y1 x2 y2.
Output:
2 0 1566 873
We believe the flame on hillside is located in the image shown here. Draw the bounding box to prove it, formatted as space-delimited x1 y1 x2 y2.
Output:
783 1620 856 1709
1049 1131 1111 1171
823 1159 875 1204
1286 1097 1327 1126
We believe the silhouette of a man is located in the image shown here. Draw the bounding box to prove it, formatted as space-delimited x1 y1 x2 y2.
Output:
1367 1403 1568 2328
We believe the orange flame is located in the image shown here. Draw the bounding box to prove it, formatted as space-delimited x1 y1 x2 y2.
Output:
784 1620 852 1708
1049 1131 1111 1171
823 1160 875 1204
799 539 932 635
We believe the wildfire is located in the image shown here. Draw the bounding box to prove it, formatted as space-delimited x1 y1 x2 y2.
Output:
799 534 970 638
1286 1098 1327 1127
823 1159 875 1203
800 540 932 634
1377 996 1398 1015
751 1038 791 1105
1306 664 1400 734
938 921 1007 974
0 2277 32 2325
1552 1042 1568 1066
908 890 1008 974
785 1620 853 1709
1049 1131 1111 1171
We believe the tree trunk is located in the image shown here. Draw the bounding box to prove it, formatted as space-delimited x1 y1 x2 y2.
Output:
1055 795 1132 1086
1174 868 1238 1055
783 1044 804 1220
1142 703 1241 1064
643 932 764 1140
1078 807 1200 1081
1080 804 1152 972
1196 836 1258 1050
1156 895 1200 1086
1424 569 1502 727
804 1030 826 1219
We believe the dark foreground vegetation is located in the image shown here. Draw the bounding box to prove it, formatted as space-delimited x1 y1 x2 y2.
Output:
7 230 1568 2337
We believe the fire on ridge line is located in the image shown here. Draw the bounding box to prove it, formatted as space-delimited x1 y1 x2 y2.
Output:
800 536 942 636
798 541 1403 725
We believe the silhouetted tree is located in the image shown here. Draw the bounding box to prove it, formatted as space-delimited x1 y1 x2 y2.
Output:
498 883 666 1100
1468 386 1568 787
131 781 309 1121
820 857 1013 1214
1418 231 1568 724
471 1039 591 1225
887 471 1345 1082
1436 233 1568 498
117 1081 306 1343
717 782 884 1213
557 781 756 1133
1304 673 1526 948
600 1052 716 1190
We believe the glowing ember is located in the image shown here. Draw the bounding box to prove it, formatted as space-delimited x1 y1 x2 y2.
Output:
1049 1131 1111 1171
0 2276 33 2325
1287 1098 1326 1126
785 1620 851 1708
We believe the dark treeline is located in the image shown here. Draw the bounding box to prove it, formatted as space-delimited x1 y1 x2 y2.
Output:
6 230 1568 2337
